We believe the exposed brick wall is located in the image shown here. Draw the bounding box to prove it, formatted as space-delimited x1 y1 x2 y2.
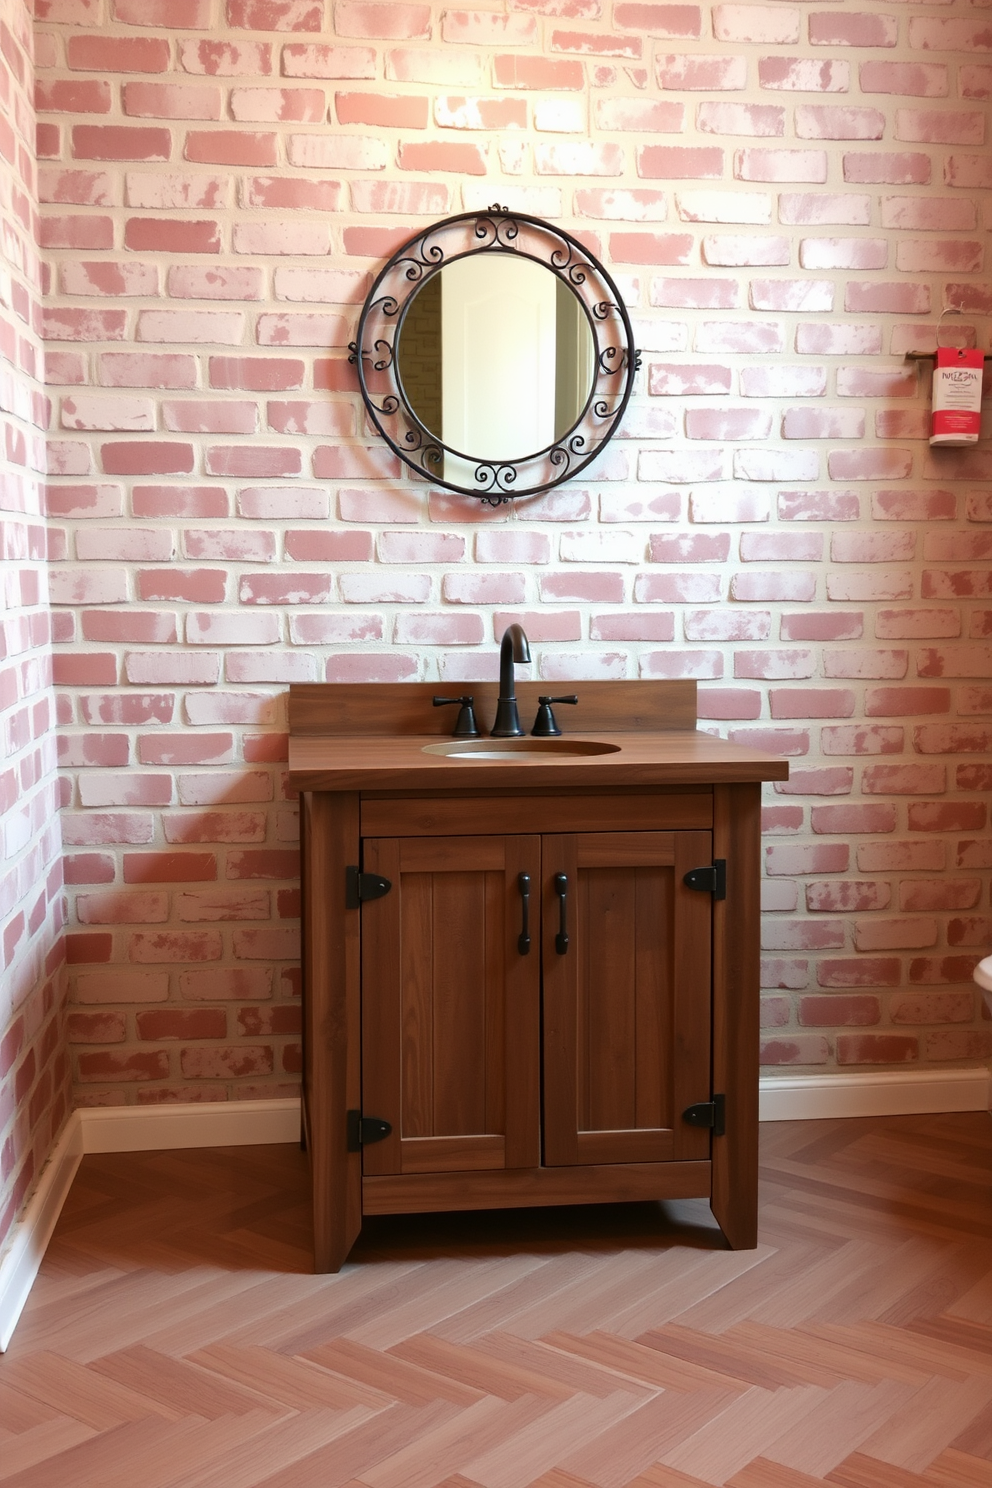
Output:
33 0 992 1108
0 0 69 1250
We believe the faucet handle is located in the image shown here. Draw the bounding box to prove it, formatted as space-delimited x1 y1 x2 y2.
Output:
531 695 578 738
433 695 480 739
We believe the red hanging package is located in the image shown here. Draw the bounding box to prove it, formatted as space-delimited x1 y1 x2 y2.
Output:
930 347 984 447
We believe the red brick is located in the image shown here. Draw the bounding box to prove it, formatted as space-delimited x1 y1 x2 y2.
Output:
908 802 987 833
818 958 901 988
948 918 992 948
72 126 171 162
37 80 112 114
102 443 195 476
926 1030 992 1060
123 82 222 120
769 689 856 719
761 960 808 991
780 613 862 642
225 850 299 881
39 217 115 251
335 1 431 38
765 843 849 875
179 1045 273 1078
900 879 981 912
908 957 983 986
136 1009 227 1041
210 356 304 391
760 1037 829 1067
336 91 428 127
124 853 217 884
836 1035 918 1066
615 3 702 37
186 131 278 166
67 1012 127 1044
130 931 223 962
494 55 585 89
858 841 945 873
810 11 897 47
914 725 992 755
799 995 880 1027
64 853 116 885
228 0 323 26
77 1050 170 1082
68 36 171 72
863 764 946 797
732 729 808 757
237 1005 301 1036
125 219 221 254
778 490 861 523
610 232 695 265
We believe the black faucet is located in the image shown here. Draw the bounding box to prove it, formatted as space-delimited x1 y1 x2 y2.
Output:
491 623 531 737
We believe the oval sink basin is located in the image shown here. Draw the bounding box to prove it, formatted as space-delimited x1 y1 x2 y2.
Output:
422 738 620 761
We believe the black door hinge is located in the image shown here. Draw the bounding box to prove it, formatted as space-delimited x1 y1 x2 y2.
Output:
682 1094 726 1137
683 858 726 900
345 866 391 909
346 1110 393 1152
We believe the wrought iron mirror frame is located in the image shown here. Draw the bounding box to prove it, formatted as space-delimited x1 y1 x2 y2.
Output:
348 205 639 506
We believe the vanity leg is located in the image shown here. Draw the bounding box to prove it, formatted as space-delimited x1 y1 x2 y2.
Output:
710 783 760 1250
303 791 363 1272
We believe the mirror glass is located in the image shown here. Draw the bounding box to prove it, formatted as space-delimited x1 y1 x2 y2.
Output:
395 254 596 468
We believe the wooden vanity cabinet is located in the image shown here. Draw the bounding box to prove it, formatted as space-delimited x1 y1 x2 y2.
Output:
359 826 712 1184
291 681 788 1274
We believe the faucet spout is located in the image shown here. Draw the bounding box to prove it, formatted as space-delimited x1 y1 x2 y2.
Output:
491 623 531 737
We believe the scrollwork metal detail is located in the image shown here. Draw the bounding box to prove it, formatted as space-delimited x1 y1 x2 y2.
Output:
351 206 638 505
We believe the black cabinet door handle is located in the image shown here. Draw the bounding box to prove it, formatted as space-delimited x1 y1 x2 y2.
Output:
554 872 569 954
518 872 531 954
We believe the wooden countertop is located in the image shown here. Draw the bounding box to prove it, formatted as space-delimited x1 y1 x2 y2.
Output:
288 729 790 793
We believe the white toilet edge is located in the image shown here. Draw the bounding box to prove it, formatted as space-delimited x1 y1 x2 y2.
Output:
974 954 992 995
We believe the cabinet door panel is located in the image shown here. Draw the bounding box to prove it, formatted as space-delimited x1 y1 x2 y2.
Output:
361 834 541 1176
543 830 712 1167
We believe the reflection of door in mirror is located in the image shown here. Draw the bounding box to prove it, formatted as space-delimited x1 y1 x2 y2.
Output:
443 254 557 481
396 255 594 486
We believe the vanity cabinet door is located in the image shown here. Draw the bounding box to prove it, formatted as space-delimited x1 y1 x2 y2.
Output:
360 834 542 1178
541 830 713 1168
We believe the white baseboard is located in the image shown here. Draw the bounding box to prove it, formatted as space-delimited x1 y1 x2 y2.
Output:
759 1066 991 1122
2 1073 989 1352
0 1111 84 1353
79 1097 302 1154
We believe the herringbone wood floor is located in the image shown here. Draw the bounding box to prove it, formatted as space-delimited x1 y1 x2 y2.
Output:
2 1113 991 1487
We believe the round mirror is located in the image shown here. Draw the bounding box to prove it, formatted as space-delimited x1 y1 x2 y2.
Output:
350 207 638 505
395 254 596 466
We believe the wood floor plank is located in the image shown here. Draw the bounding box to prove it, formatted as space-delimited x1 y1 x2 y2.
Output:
189 1341 393 1411
825 1452 938 1487
387 1331 578 1401
856 1374 992 1472
0 1351 184 1428
541 1329 750 1395
728 1459 834 1488
89 1344 280 1417
300 1337 486 1405
556 1386 741 1488
358 1394 549 1488
925 1448 992 1486
0 1419 97 1480
761 1377 919 1478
